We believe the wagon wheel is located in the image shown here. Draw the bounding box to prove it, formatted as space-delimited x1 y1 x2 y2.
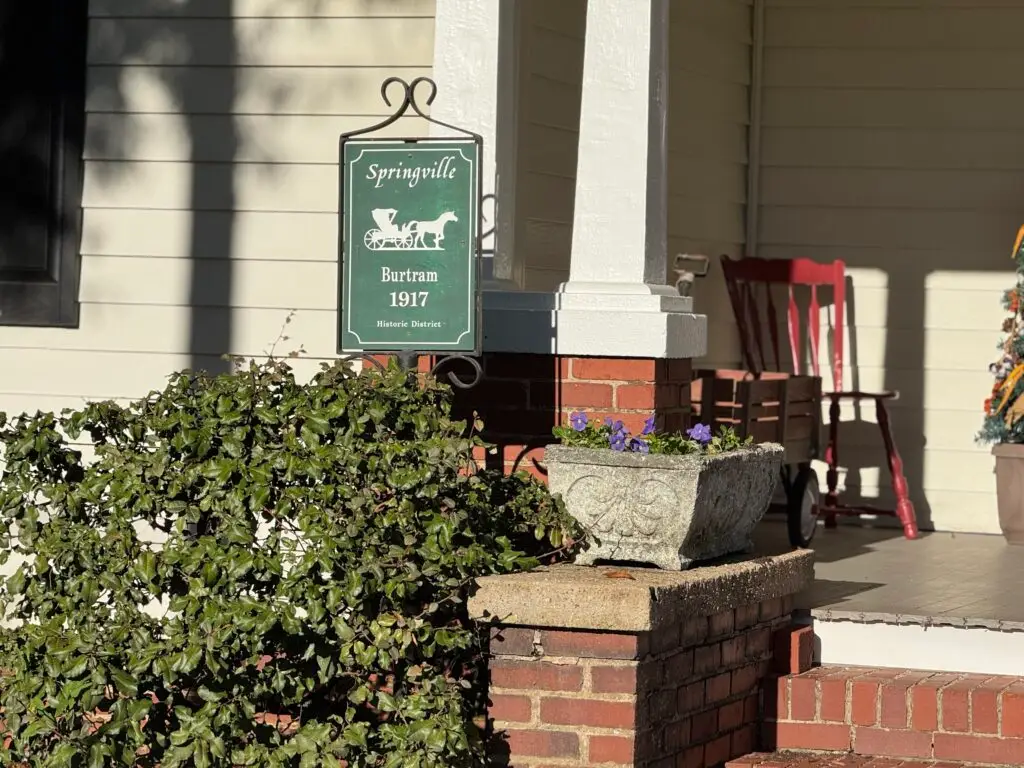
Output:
786 463 820 549
398 231 414 249
364 229 380 249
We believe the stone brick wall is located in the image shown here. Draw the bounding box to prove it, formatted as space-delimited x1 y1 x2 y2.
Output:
766 666 1024 764
371 353 693 481
487 596 801 768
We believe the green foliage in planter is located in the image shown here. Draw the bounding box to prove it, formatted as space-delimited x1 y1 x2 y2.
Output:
552 411 752 456
979 226 1024 444
0 359 583 768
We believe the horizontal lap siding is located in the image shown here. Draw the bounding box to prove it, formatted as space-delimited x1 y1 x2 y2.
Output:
0 0 435 409
759 0 1021 532
516 0 586 292
668 0 752 369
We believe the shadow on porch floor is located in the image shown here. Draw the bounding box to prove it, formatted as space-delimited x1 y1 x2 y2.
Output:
751 519 1023 627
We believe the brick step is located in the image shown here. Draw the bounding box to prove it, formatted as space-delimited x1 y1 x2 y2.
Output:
729 753 988 767
764 666 1024 764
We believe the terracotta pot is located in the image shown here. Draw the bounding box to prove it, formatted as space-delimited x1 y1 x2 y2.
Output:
993 443 1024 544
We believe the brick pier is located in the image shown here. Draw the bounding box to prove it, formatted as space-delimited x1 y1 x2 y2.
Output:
469 550 814 767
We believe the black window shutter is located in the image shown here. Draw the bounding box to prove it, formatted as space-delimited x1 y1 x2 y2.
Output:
0 1 87 327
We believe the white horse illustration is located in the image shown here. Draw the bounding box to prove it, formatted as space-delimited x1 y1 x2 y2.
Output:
410 211 458 250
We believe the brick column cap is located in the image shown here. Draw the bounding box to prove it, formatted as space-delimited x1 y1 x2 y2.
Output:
469 550 813 633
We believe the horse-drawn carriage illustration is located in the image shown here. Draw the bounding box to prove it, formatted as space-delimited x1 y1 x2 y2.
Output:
364 208 414 250
364 208 458 251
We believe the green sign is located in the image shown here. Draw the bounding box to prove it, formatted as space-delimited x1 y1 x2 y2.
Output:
339 139 480 353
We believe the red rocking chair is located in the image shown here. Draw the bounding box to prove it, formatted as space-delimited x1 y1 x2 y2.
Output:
720 255 920 544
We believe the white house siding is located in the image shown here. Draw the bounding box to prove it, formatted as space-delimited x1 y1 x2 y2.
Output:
0 0 435 419
513 0 586 292
668 0 752 369
758 0 1023 533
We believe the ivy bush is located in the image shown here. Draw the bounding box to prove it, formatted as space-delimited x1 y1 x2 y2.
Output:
0 359 584 768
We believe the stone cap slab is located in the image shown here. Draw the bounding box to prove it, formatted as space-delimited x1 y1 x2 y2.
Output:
469 549 814 633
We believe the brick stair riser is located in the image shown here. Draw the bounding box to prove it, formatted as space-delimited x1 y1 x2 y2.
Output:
764 666 1024 765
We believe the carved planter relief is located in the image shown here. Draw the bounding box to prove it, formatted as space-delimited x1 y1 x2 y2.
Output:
546 443 784 570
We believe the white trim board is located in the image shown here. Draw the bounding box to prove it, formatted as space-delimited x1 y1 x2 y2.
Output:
811 618 1024 677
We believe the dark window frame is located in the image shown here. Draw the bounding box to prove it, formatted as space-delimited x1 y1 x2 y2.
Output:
0 2 88 328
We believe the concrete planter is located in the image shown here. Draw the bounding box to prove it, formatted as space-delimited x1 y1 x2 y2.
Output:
546 442 784 570
993 443 1024 545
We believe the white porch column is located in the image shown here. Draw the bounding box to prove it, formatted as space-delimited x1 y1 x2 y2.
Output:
562 0 672 296
431 0 706 359
429 0 519 288
482 0 706 359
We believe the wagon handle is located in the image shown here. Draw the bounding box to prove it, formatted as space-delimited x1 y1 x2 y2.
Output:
673 253 711 297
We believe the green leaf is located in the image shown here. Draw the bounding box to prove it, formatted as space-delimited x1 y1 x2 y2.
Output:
22 714 55 741
425 728 447 753
294 731 315 754
6 567 26 595
137 550 157 582
194 740 211 768
88 742 107 768
197 685 221 703
173 646 203 674
59 679 92 707
409 720 433 743
342 723 369 749
304 414 330 434
63 656 89 679
127 699 152 721
110 667 138 696
376 691 397 712
50 742 78 767
209 737 227 760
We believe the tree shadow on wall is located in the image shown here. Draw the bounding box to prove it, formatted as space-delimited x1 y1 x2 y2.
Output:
86 0 242 373
79 0 393 372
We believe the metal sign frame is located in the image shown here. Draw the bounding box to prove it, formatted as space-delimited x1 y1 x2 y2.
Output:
337 76 484 361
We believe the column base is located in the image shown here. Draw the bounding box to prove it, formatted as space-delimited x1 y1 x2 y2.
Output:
483 289 707 359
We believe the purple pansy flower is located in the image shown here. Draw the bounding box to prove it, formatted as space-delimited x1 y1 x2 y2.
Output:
641 414 656 436
687 423 713 445
569 411 588 431
630 438 650 454
609 432 628 451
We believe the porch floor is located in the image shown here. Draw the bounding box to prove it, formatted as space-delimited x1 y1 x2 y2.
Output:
752 520 1024 629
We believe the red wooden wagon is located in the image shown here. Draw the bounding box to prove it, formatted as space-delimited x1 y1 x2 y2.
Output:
688 255 919 548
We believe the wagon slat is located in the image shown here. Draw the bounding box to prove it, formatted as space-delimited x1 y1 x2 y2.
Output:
689 369 822 464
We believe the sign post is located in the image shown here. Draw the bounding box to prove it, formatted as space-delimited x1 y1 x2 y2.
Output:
337 77 483 378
